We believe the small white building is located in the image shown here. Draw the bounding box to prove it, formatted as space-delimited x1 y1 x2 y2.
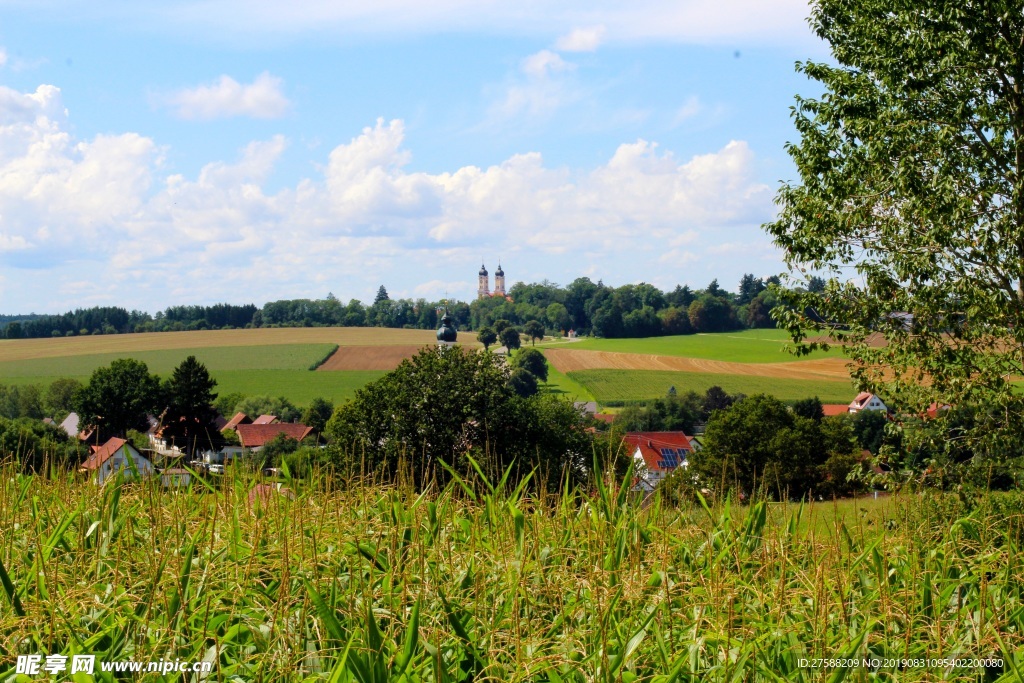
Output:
849 392 888 414
80 438 155 485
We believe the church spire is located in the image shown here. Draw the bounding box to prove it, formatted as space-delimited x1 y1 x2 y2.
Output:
477 262 490 299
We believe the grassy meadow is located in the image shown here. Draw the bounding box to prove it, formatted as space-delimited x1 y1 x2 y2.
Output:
542 329 842 363
568 369 856 404
541 365 596 403
0 463 1020 682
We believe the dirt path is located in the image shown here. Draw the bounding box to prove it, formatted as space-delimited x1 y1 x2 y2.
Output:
544 348 852 380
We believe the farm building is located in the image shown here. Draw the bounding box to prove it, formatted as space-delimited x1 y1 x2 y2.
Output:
622 431 695 493
236 423 315 453
80 437 155 485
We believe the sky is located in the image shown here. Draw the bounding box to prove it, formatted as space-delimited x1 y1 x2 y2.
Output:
0 0 828 313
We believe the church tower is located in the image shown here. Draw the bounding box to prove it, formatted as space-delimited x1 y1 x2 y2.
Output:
493 262 506 297
477 263 490 299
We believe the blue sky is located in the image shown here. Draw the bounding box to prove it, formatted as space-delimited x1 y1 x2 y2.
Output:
0 0 826 313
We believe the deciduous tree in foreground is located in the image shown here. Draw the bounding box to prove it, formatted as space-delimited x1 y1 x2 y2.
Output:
766 0 1024 460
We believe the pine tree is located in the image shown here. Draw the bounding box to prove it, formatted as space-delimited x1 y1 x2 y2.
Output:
161 356 219 455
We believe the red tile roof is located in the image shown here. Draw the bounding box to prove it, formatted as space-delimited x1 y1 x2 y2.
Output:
236 423 313 448
252 415 278 425
822 404 850 417
81 437 137 471
592 413 616 424
622 431 693 473
222 412 251 431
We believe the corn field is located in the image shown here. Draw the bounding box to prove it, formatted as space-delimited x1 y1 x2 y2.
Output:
0 459 1022 682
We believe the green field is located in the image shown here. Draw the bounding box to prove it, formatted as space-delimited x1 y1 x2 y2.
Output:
543 329 842 363
0 344 335 377
213 369 386 405
569 368 855 403
0 344 388 405
541 365 595 402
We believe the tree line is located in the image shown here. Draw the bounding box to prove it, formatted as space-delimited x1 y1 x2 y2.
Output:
0 274 812 340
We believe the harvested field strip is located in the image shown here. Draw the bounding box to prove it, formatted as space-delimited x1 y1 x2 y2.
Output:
569 369 854 403
541 328 843 362
317 344 435 371
545 347 851 380
0 326 443 362
0 344 336 378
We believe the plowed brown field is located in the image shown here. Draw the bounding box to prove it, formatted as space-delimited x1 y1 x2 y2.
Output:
316 345 434 371
544 348 852 381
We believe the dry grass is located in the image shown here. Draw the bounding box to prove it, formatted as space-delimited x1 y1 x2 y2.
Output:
545 348 852 380
318 345 447 371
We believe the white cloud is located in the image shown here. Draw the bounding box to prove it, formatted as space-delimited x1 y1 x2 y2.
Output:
673 96 702 126
483 50 580 125
0 48 7 68
554 26 605 52
521 50 574 78
0 84 776 310
162 72 290 120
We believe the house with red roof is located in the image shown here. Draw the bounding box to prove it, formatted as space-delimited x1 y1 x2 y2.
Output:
252 414 279 425
849 392 888 414
925 402 952 419
79 437 155 484
622 431 695 493
235 423 314 453
821 404 851 417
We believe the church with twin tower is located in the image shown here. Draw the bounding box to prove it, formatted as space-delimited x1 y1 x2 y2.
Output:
477 262 506 300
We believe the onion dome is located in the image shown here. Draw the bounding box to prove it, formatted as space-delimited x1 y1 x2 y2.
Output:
479 263 488 276
436 310 458 343
495 262 504 276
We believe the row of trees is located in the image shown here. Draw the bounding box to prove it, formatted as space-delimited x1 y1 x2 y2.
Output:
1 274 794 340
0 304 258 339
469 276 788 338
